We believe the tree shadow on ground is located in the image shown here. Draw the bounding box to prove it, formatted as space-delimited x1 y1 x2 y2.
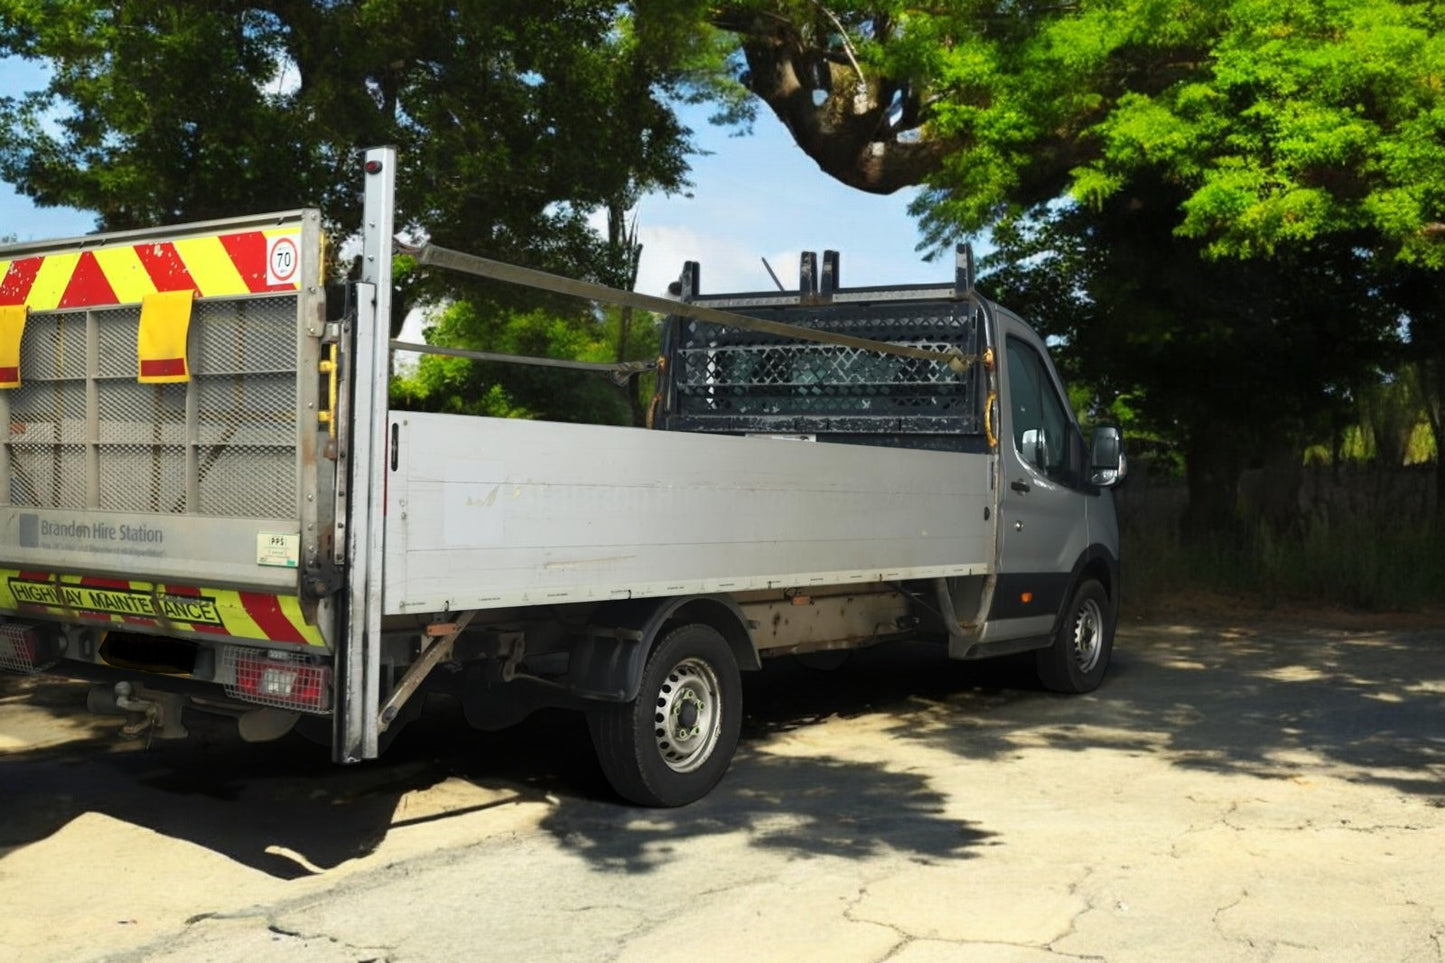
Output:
0 673 993 879
843 625 1445 803
0 701 445 879
1 620 1436 882
0 677 610 879
536 745 995 874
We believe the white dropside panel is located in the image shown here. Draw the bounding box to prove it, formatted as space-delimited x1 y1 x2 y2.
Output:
383 412 993 614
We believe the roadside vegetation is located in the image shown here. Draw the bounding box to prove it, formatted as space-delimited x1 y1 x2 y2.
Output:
3 1 1441 610
1122 483 1443 613
1115 373 1440 612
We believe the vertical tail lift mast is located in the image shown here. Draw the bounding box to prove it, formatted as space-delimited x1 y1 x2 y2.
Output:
336 146 396 761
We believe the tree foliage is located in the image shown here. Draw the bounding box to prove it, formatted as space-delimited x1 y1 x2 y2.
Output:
1 0 733 414
1376 261 1445 499
392 214 661 426
706 1 1445 528
0 1 721 259
985 182 1398 532
710 0 1445 265
392 300 660 424
6 0 1445 494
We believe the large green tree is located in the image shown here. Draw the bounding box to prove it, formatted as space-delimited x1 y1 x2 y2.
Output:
1 0 734 417
709 0 1445 261
9 0 1445 470
1377 263 1445 501
706 0 1445 527
986 182 1397 533
0 1 716 261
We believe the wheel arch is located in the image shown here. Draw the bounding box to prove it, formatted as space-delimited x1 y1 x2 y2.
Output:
568 594 759 704
657 597 760 673
1051 543 1120 636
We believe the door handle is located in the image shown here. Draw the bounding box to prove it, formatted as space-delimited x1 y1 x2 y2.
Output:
1010 478 1031 494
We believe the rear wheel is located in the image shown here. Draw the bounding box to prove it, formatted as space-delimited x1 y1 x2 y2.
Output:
587 623 742 807
1035 579 1113 693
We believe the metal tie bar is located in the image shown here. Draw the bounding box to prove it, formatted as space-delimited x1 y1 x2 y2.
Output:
397 241 974 373
389 340 655 385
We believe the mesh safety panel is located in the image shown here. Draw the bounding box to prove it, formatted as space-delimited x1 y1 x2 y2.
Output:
666 301 982 437
6 296 299 519
221 644 331 713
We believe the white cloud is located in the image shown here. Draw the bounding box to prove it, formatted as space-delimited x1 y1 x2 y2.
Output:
633 223 957 299
635 223 779 296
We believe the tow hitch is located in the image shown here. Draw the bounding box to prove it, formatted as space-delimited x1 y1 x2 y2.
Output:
87 681 189 740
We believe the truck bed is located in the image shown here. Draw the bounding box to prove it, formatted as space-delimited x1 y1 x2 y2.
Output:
383 413 994 613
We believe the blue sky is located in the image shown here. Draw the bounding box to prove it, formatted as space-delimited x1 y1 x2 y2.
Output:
0 58 951 298
628 106 945 296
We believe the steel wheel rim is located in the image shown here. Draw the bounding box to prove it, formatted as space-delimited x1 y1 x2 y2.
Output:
653 657 722 773
1071 597 1104 673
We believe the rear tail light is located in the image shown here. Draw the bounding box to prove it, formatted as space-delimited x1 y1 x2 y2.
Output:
223 646 331 714
0 622 61 674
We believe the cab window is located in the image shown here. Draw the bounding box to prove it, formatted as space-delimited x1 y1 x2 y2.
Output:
1006 337 1078 484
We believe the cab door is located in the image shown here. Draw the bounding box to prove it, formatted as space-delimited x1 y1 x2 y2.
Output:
986 311 1092 641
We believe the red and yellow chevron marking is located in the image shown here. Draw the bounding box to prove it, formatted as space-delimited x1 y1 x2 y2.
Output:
0 226 304 311
0 569 324 647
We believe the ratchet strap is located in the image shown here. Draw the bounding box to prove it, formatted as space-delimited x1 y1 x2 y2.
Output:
399 241 974 374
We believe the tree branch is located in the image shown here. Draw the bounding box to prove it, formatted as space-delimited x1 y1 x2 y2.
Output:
710 4 955 194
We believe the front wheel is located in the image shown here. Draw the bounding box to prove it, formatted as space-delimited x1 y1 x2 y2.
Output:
1035 579 1113 693
587 623 742 807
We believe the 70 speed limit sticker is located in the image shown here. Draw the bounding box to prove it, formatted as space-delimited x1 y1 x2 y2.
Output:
266 234 301 287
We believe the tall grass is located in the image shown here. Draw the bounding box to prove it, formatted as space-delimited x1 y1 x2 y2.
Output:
1123 512 1444 613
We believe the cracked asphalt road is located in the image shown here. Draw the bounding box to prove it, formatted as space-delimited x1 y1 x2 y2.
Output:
1 611 1442 962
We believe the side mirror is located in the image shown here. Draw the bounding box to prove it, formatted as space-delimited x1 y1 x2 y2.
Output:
1020 428 1049 471
1090 425 1127 488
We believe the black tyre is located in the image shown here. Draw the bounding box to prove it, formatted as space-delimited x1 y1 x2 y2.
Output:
587 623 742 807
1035 579 1113 693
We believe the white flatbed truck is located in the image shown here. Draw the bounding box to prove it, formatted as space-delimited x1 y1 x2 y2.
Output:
0 148 1124 805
